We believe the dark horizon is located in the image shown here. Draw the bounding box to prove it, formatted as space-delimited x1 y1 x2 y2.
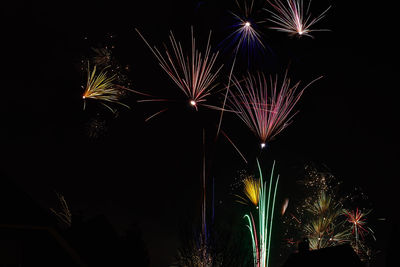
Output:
2 1 398 266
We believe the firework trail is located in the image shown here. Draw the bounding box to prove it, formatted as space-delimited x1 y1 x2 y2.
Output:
227 71 321 148
265 0 331 38
135 27 223 114
202 129 207 244
219 126 248 164
50 192 72 228
216 56 236 138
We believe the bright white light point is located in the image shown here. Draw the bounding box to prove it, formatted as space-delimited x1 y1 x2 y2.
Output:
245 21 251 27
298 31 303 35
82 96 86 99
190 100 196 106
261 143 266 148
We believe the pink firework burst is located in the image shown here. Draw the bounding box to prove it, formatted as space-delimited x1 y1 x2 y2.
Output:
227 71 321 148
136 27 223 111
265 0 331 38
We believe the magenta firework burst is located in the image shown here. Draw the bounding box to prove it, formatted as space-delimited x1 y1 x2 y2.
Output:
265 0 331 38
136 27 223 110
227 71 320 148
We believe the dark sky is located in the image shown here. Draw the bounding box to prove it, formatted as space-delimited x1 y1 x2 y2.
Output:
2 1 398 266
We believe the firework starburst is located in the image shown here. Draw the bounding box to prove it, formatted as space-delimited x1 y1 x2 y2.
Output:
136 27 223 111
227 71 320 148
82 63 132 113
237 176 261 207
303 192 350 250
226 0 266 55
265 0 331 38
344 208 370 240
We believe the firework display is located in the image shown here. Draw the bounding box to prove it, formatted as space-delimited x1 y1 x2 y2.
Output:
71 1 378 266
75 2 374 266
12 1 381 266
282 165 376 263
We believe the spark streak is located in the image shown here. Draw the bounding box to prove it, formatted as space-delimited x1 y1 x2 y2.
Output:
50 192 72 227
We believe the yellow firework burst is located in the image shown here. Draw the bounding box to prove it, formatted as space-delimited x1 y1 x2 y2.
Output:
244 177 261 206
237 176 261 207
82 63 130 113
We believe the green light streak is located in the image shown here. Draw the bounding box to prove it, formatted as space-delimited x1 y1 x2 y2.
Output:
244 214 258 267
267 173 279 267
245 160 279 267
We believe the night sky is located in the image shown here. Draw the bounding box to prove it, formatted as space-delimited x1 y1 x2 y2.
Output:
2 1 398 266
